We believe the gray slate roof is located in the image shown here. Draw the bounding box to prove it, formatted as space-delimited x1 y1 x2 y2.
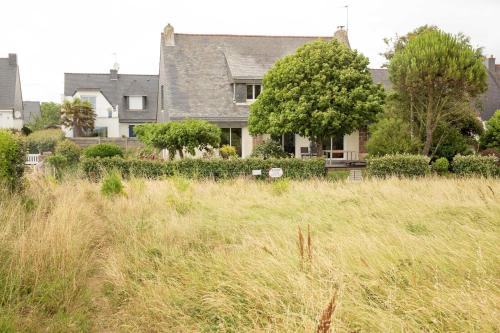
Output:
158 33 333 122
0 56 23 112
64 72 158 123
23 101 41 123
481 69 500 120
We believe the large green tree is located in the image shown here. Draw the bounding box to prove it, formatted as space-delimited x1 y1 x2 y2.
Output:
388 28 487 156
249 39 385 157
61 98 96 137
29 102 61 131
135 119 221 159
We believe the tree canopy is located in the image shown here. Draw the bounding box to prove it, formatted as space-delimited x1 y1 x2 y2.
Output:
134 119 221 159
248 39 385 157
480 110 500 150
61 98 96 137
29 102 61 131
388 28 487 156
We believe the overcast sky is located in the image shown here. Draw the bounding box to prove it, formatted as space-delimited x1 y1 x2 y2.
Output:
1 0 498 103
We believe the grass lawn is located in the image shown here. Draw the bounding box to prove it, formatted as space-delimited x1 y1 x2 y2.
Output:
0 176 499 332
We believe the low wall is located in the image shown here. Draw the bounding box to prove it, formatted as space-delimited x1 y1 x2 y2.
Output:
69 137 144 150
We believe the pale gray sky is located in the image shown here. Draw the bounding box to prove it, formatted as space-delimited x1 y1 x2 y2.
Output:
1 0 498 103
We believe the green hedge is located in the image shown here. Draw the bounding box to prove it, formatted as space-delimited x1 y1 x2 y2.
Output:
83 143 124 158
81 157 326 180
0 130 26 191
367 154 430 178
452 155 498 177
26 129 65 153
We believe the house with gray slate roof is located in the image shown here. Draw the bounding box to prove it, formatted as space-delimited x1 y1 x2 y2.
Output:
0 54 25 130
157 24 386 158
64 66 158 137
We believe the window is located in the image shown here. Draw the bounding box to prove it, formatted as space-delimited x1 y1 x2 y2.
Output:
128 125 136 137
93 127 108 138
246 84 261 101
220 128 242 157
80 96 96 110
271 133 295 155
128 96 145 110
322 134 344 158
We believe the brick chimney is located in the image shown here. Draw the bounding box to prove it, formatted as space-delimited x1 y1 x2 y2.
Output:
110 62 119 80
334 26 350 49
164 23 175 46
8 53 17 66
485 55 496 73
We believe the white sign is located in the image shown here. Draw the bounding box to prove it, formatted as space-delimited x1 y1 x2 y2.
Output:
252 169 262 176
268 168 284 178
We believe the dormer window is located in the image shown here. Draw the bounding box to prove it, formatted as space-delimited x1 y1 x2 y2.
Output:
125 96 147 111
246 84 261 101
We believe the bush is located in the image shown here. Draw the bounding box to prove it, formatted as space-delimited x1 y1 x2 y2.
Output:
452 155 498 177
479 148 500 160
480 110 500 149
432 157 449 174
135 146 160 160
26 129 65 153
83 143 124 158
81 157 326 180
251 140 289 159
54 140 81 164
46 155 68 179
0 130 26 191
366 117 421 156
101 171 124 197
219 145 237 159
367 154 430 178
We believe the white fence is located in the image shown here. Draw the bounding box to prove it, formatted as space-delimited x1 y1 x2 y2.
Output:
26 154 41 166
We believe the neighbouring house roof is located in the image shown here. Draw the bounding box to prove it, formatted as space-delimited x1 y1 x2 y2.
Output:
0 54 23 113
64 72 158 123
481 66 500 120
23 101 41 123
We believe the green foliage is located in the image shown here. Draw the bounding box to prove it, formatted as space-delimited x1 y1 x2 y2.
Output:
61 98 96 137
452 155 498 177
270 179 290 196
101 171 124 197
135 120 221 159
0 130 26 191
480 110 500 149
367 154 430 178
367 117 421 156
26 129 65 153
430 125 471 161
54 140 81 164
46 155 68 179
382 25 439 64
388 28 487 155
29 102 61 131
432 157 450 174
81 157 326 180
251 140 289 159
83 143 124 159
219 145 237 159
135 146 160 160
249 39 385 155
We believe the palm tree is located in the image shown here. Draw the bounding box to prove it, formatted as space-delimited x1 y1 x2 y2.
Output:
61 98 96 137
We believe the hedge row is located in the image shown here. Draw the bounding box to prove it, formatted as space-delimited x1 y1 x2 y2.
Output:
452 155 498 177
367 154 430 178
81 157 326 180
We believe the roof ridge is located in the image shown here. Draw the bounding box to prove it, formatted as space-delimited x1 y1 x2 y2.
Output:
174 33 331 39
64 72 158 76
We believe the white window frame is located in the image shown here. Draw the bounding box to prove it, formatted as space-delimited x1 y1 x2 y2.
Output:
128 95 144 111
80 95 97 110
246 84 262 101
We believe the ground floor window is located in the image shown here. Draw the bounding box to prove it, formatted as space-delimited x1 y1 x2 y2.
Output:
322 134 344 158
220 128 242 157
271 133 295 156
91 127 108 138
129 125 136 137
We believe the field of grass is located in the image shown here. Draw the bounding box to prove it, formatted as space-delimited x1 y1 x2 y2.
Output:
0 176 499 332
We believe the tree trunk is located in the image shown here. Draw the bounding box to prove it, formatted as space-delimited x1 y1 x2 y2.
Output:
178 149 184 159
316 138 323 159
422 109 434 156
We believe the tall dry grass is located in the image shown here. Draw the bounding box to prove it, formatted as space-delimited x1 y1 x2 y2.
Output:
0 175 499 332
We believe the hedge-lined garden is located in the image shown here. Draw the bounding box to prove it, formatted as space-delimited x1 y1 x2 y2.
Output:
81 156 327 180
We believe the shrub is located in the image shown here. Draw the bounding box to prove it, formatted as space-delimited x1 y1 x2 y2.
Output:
452 155 498 177
479 148 500 161
81 157 326 180
251 140 289 159
83 143 124 158
26 129 65 153
0 130 26 191
54 140 81 164
366 117 421 156
480 110 500 149
101 171 124 196
135 146 160 160
431 157 449 174
46 155 68 179
367 154 430 178
219 145 237 159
